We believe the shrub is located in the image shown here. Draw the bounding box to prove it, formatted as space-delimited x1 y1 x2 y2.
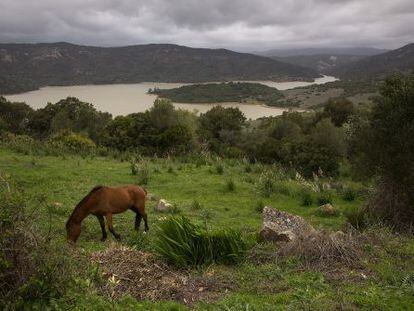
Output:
0 177 82 307
316 191 333 205
155 217 247 267
49 131 96 153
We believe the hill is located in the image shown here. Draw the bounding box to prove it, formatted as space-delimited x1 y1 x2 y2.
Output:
0 42 319 94
330 43 414 80
256 47 388 58
273 54 366 74
150 82 289 106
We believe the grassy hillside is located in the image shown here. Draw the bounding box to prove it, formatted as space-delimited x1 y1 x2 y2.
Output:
0 42 319 94
1 146 414 309
151 82 289 107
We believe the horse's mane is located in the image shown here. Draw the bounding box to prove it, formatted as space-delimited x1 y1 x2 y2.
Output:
66 185 103 227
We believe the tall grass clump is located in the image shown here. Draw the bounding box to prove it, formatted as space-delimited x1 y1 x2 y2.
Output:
345 206 370 231
215 163 224 175
256 170 278 197
130 156 150 185
225 179 236 192
316 191 333 205
155 216 247 267
342 186 358 202
300 189 314 206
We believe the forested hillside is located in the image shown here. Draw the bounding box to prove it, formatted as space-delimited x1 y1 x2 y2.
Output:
0 42 319 94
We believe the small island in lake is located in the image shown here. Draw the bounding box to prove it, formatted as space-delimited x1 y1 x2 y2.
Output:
149 82 301 108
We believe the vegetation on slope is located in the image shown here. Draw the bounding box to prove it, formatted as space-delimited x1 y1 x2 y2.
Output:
1 73 414 309
0 42 319 94
150 82 289 106
330 43 414 80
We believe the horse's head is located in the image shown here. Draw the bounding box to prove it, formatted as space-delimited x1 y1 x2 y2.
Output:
66 220 81 243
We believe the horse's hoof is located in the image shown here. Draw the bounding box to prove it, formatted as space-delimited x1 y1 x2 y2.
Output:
100 237 107 242
115 235 122 241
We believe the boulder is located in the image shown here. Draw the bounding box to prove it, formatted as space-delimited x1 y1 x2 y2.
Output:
318 203 338 216
259 207 315 242
156 199 173 212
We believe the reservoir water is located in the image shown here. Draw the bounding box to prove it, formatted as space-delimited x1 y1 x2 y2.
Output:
4 76 337 119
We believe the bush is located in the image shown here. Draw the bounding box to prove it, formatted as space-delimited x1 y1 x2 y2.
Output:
49 131 96 153
155 217 247 267
0 177 82 307
316 191 333 205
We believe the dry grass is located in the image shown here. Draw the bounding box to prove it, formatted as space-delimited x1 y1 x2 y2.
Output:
278 230 365 272
91 244 234 305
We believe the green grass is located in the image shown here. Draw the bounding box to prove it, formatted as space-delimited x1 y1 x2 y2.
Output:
1 147 414 310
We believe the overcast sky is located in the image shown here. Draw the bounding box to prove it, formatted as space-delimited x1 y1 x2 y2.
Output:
0 0 413 51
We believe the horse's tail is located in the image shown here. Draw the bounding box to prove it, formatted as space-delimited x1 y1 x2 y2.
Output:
66 185 104 228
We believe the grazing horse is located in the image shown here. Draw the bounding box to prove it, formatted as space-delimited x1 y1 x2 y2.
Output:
66 185 149 243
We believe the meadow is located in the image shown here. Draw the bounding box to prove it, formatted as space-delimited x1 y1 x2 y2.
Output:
1 146 413 310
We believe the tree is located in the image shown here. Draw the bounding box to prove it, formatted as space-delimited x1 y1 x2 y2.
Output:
28 97 112 142
351 74 414 227
321 98 355 127
0 97 33 134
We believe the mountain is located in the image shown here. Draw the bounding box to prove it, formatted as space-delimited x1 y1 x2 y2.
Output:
256 47 389 57
330 43 414 80
0 42 319 94
272 54 366 74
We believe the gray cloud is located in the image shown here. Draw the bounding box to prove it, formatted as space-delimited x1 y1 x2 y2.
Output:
0 0 413 51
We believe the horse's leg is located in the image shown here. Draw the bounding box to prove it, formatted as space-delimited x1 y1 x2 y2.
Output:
143 213 149 232
130 206 142 231
135 212 142 231
96 215 107 241
105 213 121 241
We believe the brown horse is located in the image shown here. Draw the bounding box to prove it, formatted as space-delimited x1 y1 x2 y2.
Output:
66 185 148 243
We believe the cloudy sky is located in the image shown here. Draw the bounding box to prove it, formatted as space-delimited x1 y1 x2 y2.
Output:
0 0 413 51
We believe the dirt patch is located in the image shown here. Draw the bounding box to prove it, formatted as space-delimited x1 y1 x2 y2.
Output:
91 244 234 305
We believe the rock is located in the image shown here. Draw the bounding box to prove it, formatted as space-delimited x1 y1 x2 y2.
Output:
156 199 173 212
318 203 337 216
146 193 158 202
259 207 315 242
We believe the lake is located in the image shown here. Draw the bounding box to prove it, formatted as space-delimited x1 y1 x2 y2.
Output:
4 76 337 119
